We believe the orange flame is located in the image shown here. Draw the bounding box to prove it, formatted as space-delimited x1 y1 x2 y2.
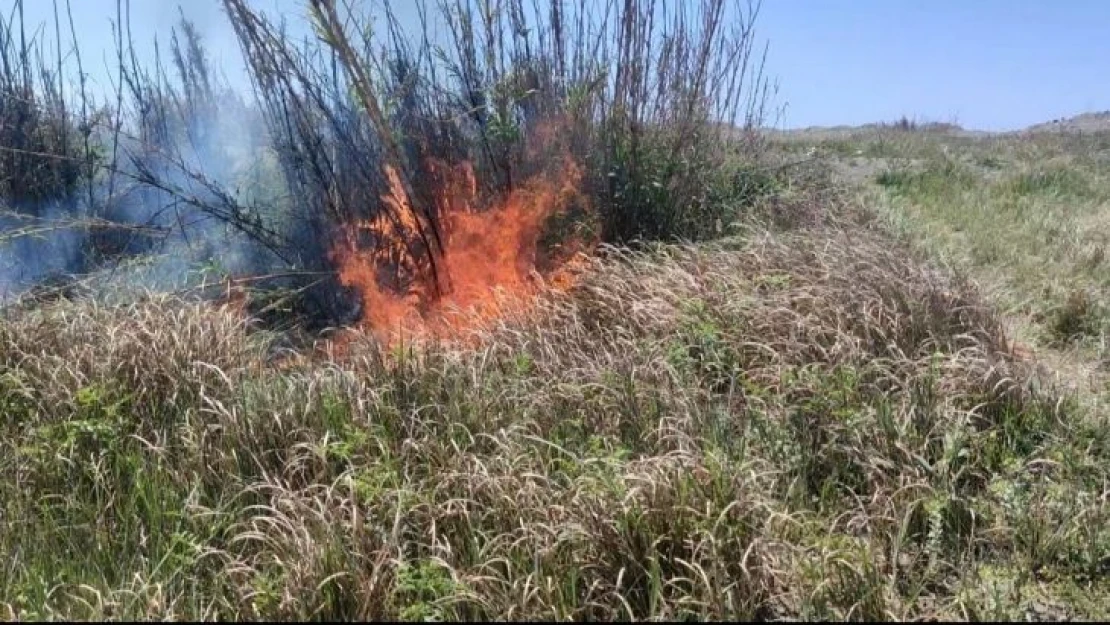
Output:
329 152 593 346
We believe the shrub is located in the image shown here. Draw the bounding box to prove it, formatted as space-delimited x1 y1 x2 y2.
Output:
222 0 774 284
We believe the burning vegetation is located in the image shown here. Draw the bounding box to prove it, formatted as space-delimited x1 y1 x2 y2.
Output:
215 0 767 339
329 148 593 343
1 0 769 338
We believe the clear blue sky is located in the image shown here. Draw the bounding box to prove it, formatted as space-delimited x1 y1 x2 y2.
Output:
13 0 1110 131
758 0 1110 130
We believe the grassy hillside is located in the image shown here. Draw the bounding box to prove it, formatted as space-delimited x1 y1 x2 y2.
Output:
3 128 1109 619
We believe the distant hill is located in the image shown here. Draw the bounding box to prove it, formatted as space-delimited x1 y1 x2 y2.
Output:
760 120 983 141
1024 111 1110 134
761 111 1110 140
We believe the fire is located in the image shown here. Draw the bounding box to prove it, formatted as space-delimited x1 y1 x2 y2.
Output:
329 154 593 345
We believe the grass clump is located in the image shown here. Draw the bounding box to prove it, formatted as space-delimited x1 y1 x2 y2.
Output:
875 158 976 200
1049 289 1104 346
1003 165 1095 199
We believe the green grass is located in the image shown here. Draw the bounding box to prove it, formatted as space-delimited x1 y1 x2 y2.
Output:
839 130 1110 368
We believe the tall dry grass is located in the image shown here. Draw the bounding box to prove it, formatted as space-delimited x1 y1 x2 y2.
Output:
3 221 1102 620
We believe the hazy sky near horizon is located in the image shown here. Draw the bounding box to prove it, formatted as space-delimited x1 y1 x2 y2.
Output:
12 0 1110 131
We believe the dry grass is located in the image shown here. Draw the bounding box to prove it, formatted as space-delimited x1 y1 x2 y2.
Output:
2 221 1104 621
